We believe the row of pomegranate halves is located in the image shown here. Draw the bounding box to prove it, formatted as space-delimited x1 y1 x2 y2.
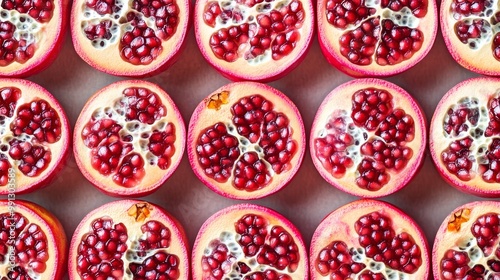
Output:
1 76 498 199
4 197 498 279
0 0 496 80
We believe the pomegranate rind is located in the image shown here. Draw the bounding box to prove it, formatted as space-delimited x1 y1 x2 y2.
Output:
310 199 430 280
317 0 438 77
0 78 70 194
70 0 190 77
309 78 427 198
192 203 308 280
187 81 306 200
432 200 500 279
0 0 69 77
73 80 185 197
68 199 190 280
440 0 500 75
194 0 315 82
0 199 67 280
430 77 500 197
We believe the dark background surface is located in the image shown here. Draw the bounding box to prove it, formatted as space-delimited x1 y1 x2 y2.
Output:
18 8 489 277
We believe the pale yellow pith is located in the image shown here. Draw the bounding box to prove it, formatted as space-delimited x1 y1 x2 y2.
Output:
74 81 185 195
68 201 189 280
430 79 500 193
310 200 429 280
194 0 314 80
188 82 304 199
310 81 426 197
0 80 68 193
193 206 307 280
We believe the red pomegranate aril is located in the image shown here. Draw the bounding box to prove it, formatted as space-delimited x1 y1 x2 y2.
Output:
193 204 308 280
74 80 185 197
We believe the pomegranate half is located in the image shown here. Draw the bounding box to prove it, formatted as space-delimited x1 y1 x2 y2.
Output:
310 78 426 197
441 0 500 75
432 200 500 279
192 203 308 280
310 199 430 279
70 0 190 77
73 80 185 197
0 0 68 77
187 82 305 200
317 0 437 77
430 77 500 197
69 199 190 279
0 78 69 195
0 199 67 279
194 0 315 82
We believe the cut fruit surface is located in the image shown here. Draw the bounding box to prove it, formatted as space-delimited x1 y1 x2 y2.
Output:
0 78 69 195
187 82 305 200
432 200 500 280
68 199 189 280
430 77 500 197
0 0 68 77
192 203 308 280
73 80 185 197
441 0 500 75
310 199 430 280
70 0 190 77
310 78 426 197
0 199 67 280
194 0 315 81
317 0 438 77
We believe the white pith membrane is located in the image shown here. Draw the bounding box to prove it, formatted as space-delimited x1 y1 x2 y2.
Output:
68 200 189 280
433 201 500 279
429 77 500 194
0 79 68 194
74 81 185 196
0 0 64 76
187 82 305 200
441 0 500 74
0 200 66 280
194 0 314 81
71 0 189 75
317 0 437 76
309 79 426 197
192 204 308 280
310 199 430 280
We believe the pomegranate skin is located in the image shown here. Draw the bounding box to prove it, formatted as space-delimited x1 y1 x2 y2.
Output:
0 0 69 77
310 199 431 280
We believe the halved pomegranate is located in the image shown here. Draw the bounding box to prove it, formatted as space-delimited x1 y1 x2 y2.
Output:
70 0 190 77
0 78 69 194
310 78 426 197
68 199 189 279
310 199 430 280
441 0 500 75
0 199 67 279
431 200 500 279
187 82 305 200
192 203 308 280
429 77 500 197
194 0 315 82
0 0 68 77
73 80 185 197
317 0 437 77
